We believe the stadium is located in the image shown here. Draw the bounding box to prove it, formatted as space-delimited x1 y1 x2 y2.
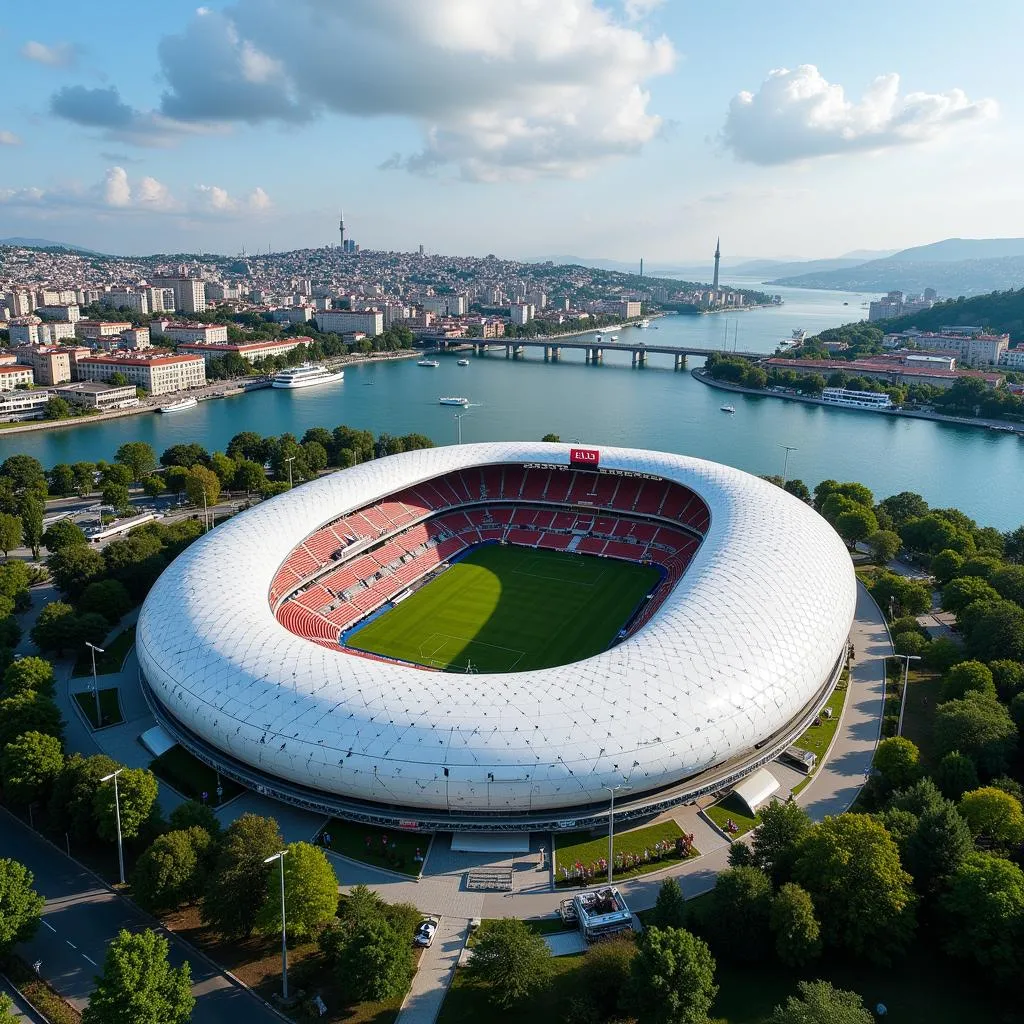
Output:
136 442 857 831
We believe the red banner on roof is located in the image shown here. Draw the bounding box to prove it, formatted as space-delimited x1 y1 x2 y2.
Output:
569 447 600 466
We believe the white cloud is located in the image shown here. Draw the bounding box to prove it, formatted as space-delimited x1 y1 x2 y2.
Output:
0 131 21 146
624 0 664 20
721 64 997 166
21 40 80 68
51 0 675 179
0 167 270 219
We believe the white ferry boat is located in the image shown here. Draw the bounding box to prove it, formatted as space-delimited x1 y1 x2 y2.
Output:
637 318 651 329
720 404 736 414
271 364 345 389
457 358 470 366
417 358 440 368
439 396 469 406
158 396 198 413
821 387 893 410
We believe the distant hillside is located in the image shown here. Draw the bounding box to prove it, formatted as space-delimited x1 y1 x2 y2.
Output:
731 256 878 278
867 287 1024 343
770 243 1024 296
1 237 100 254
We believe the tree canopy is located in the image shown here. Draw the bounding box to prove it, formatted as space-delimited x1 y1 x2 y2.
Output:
257 841 338 942
626 926 718 1024
0 858 44 954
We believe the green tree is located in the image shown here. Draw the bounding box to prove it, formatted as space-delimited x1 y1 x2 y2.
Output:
903 802 974 894
19 495 44 559
30 600 80 655
232 459 267 495
651 876 688 929
867 529 900 564
966 600 1024 662
941 660 995 702
108 371 129 388
940 852 1024 982
0 992 19 1024
626 926 717 1024
836 507 878 546
1 730 64 807
257 841 338 942
202 813 283 939
893 631 927 656
793 814 916 963
168 800 221 837
143 476 167 498
930 548 965 585
568 936 635 1023
1005 524 1024 564
184 465 220 509
872 736 921 793
990 659 1024 702
131 827 213 913
941 576 1000 615
81 928 194 1024
0 859 44 954
79 579 133 624
768 980 873 1024
92 767 159 843
707 866 772 962
72 462 96 496
959 554 1002 580
102 482 132 516
160 443 209 469
115 441 157 482
933 692 1017 777
468 918 553 1009
868 570 931 616
933 750 980 801
769 883 821 967
48 753 120 841
0 690 62 747
991 564 1024 606
541 433 561 442
959 786 1024 853
3 656 56 697
330 915 415 1002
207 452 237 487
750 800 812 886
42 519 87 554
0 513 21 557
878 491 929 529
48 545 105 598
47 463 77 496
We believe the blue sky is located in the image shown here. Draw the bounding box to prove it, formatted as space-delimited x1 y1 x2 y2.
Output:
0 0 1019 260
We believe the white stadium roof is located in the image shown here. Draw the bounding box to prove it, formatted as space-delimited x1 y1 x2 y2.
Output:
137 442 856 822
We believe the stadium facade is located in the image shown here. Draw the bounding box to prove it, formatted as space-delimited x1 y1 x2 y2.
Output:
137 442 857 831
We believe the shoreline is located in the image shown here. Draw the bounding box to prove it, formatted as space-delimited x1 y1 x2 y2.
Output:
0 348 422 437
691 367 1024 435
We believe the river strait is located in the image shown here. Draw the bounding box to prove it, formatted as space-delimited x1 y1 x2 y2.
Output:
3 280 1023 530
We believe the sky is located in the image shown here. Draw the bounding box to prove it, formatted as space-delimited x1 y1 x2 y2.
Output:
0 0 1020 261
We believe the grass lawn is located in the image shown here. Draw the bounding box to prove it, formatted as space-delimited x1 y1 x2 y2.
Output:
346 544 660 672
149 745 245 805
554 819 696 886
790 679 849 797
899 668 943 766
704 794 759 837
71 625 136 677
72 687 123 729
316 818 426 877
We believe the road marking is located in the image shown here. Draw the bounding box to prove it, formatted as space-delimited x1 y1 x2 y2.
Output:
82 954 97 966
42 921 56 933
65 941 76 950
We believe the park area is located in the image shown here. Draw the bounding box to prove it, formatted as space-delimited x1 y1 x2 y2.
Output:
72 687 123 729
71 626 136 677
346 544 660 672
149 746 245 805
553 819 695 885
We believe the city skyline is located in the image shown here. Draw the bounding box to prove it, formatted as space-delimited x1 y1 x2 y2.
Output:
0 0 1018 258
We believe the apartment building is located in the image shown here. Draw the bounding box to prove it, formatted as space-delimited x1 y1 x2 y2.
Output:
177 337 310 364
162 323 229 345
76 353 206 395
314 310 384 335
0 365 35 390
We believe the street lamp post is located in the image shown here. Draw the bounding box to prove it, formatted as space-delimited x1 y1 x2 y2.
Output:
285 456 295 490
99 768 125 885
264 850 290 1001
603 785 631 884
777 444 799 486
894 654 921 736
85 642 104 728
454 411 469 445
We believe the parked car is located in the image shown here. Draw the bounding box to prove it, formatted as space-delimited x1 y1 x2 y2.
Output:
414 919 438 948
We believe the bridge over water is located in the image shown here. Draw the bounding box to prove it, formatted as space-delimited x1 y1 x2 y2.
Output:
435 336 763 369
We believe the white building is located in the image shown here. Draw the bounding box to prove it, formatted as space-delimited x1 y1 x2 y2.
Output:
868 291 905 321
270 306 315 325
509 302 534 326
100 289 149 315
0 390 52 421
162 323 229 345
999 347 1024 370
76 353 206 395
153 277 206 314
146 287 176 313
315 310 384 336
178 337 311 364
0 365 35 390
36 303 81 322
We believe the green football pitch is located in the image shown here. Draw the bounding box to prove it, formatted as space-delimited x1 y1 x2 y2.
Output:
345 543 662 673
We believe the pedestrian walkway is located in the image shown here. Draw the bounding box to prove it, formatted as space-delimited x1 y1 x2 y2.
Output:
397 917 467 1024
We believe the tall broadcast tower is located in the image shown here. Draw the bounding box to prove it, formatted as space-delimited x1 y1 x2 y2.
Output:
339 210 345 251
712 237 721 291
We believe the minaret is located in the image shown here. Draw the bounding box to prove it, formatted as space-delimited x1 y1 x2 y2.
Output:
339 209 345 251
712 237 721 292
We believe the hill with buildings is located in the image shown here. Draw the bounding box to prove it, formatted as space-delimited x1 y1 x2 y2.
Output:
769 238 1024 296
871 286 1024 343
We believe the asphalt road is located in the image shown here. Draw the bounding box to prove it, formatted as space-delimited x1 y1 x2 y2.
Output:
1 811 282 1023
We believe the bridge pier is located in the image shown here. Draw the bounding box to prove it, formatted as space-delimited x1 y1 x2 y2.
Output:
632 350 648 368
586 346 603 364
505 344 512 359
551 346 560 362
674 353 687 371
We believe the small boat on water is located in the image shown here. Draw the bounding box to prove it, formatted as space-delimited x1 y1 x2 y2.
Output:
417 358 440 368
720 404 736 414
610 335 619 342
637 318 651 329
159 396 198 413
457 358 470 366
271 364 344 389
439 396 469 406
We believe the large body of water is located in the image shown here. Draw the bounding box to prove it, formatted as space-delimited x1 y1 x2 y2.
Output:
3 282 1023 530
